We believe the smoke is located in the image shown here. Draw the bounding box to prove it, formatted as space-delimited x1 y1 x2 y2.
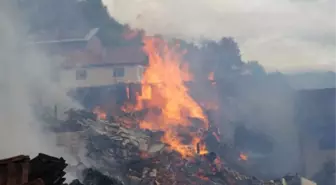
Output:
101 0 306 177
0 1 80 159
102 0 335 72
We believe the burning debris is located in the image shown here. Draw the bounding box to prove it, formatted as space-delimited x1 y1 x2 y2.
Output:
0 153 67 185
0 147 314 185
49 108 312 185
121 37 209 158
39 37 315 185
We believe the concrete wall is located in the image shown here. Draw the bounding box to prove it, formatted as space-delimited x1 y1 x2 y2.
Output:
58 65 145 89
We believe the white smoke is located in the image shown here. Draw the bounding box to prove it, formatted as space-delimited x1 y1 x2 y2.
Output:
102 0 309 176
102 0 335 72
0 1 80 159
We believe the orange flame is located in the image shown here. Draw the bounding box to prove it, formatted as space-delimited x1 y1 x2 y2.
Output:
208 72 214 81
93 106 107 120
197 141 209 155
208 72 216 85
126 86 130 100
134 37 208 157
239 153 248 161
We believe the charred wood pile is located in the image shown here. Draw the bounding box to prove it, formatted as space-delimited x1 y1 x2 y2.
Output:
68 169 124 185
0 153 127 185
0 153 67 185
48 109 308 185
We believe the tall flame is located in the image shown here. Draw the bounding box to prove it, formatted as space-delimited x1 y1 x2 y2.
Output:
135 37 208 157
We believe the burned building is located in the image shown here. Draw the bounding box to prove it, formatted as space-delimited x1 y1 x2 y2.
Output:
295 88 335 184
63 45 148 112
27 27 148 116
61 46 146 89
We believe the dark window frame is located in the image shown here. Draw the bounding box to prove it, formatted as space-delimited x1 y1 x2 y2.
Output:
113 67 125 77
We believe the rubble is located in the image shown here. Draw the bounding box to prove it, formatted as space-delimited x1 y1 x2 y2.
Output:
69 168 124 185
0 152 128 185
0 153 67 185
50 109 314 185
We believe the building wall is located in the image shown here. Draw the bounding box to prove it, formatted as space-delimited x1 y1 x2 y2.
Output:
296 88 336 179
58 65 145 89
299 130 335 178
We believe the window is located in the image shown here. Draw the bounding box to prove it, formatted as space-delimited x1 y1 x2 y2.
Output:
113 67 125 77
76 69 87 80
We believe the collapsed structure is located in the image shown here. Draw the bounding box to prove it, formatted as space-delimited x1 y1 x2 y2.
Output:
0 152 124 185
22 36 319 185
0 153 68 185
45 108 314 185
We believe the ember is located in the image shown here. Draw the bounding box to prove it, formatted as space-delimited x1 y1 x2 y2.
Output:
208 72 215 81
93 106 107 120
239 153 248 161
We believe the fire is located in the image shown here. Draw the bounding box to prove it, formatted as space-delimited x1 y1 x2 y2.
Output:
126 86 130 100
239 153 248 161
93 106 107 120
208 72 216 85
133 37 208 157
208 72 214 81
196 140 208 155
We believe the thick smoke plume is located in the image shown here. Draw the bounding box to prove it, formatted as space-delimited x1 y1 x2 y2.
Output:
0 1 80 159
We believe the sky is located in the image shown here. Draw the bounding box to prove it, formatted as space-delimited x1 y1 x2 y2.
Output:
102 0 335 72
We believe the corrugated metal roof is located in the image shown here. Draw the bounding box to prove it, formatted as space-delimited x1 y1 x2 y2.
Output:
104 45 148 65
26 28 99 45
62 45 148 69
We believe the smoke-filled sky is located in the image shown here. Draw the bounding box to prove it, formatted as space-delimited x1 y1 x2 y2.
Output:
103 0 335 72
0 1 80 159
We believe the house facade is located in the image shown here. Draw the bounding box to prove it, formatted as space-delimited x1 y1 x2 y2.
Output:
58 44 147 89
29 28 148 116
60 63 145 89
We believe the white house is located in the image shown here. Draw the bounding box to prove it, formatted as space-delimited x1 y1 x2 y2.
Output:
58 44 148 89
28 28 148 116
59 63 145 89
